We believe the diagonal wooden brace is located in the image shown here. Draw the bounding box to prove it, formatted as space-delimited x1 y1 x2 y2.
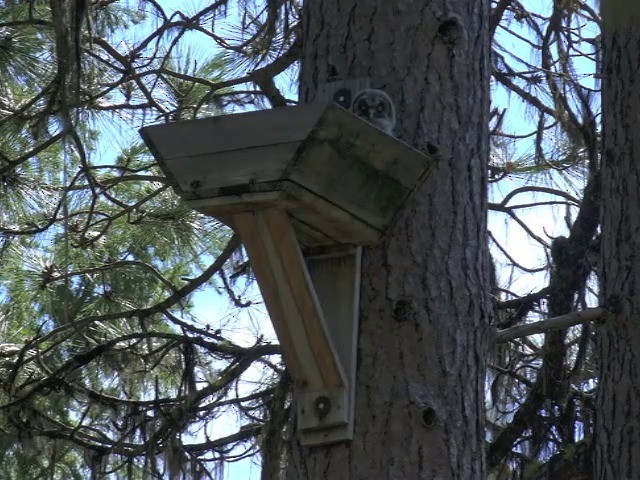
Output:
232 208 360 445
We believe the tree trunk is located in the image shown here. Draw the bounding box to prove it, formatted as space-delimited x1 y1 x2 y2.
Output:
596 3 640 478
282 1 491 478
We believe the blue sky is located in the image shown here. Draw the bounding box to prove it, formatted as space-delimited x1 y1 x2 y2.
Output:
88 1 277 477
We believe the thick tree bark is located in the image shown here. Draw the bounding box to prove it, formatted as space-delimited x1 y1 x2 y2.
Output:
282 1 491 478
596 4 640 479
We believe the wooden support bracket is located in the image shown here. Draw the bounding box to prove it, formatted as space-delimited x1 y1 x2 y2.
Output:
232 208 360 446
140 99 435 447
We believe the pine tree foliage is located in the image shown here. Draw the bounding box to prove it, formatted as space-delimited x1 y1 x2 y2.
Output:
488 1 600 478
0 1 298 478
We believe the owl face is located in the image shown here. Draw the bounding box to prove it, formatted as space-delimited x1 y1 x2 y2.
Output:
351 89 396 135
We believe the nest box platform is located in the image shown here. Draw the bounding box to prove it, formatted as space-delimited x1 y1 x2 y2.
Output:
140 103 435 446
140 103 434 247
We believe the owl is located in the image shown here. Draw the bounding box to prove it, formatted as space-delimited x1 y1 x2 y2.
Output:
351 89 396 135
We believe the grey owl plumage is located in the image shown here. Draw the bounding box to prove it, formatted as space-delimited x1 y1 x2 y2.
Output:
351 89 396 135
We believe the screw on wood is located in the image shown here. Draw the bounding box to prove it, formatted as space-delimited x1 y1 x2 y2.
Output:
314 395 332 420
333 88 352 109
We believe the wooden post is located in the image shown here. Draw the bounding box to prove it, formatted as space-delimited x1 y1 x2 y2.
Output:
232 208 346 391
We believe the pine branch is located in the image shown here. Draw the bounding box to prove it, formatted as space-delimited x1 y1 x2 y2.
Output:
494 307 604 343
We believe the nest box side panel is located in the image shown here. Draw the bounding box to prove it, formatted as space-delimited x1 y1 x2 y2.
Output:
141 105 325 159
139 104 328 200
284 105 435 235
164 143 301 199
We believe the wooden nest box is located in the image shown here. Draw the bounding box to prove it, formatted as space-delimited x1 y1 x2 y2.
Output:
140 102 434 446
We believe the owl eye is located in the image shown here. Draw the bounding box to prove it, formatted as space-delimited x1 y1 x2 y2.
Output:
376 104 385 112
357 103 368 114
